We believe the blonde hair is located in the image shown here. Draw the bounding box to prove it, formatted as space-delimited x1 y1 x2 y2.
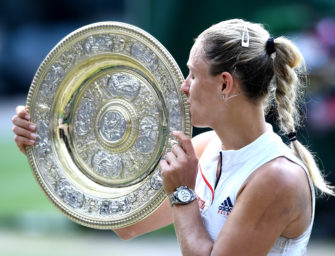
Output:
197 19 334 196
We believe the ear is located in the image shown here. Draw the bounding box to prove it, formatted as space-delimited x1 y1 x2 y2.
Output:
219 71 235 96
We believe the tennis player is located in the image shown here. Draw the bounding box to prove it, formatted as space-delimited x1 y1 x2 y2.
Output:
12 19 334 256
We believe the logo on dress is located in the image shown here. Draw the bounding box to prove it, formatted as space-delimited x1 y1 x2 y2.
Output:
218 197 233 216
197 195 206 210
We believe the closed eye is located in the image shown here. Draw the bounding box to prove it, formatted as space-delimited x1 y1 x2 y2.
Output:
188 72 195 80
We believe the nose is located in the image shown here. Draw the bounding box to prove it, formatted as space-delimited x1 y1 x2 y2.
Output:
181 75 190 96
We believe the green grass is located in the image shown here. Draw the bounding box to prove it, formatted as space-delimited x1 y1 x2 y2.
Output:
0 139 55 216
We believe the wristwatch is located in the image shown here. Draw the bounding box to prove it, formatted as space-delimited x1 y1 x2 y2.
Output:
169 186 197 206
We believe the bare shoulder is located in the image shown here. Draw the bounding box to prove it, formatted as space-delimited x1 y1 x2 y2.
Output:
256 157 307 188
243 157 309 199
191 130 218 159
239 156 312 237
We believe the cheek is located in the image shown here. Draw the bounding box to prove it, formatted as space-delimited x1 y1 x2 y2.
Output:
190 84 210 104
189 81 201 98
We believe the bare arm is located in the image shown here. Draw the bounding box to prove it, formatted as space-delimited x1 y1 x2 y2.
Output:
114 198 173 240
160 132 310 256
160 131 212 255
172 201 213 255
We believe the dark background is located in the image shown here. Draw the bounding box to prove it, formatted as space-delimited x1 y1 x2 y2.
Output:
0 0 334 242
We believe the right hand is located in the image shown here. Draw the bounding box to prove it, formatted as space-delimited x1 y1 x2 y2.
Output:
12 105 37 154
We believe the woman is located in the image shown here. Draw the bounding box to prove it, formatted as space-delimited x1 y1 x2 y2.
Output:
12 19 334 255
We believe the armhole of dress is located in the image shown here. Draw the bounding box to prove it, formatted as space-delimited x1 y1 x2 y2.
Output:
283 154 315 223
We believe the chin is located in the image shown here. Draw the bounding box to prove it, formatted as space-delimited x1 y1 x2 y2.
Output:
189 108 211 128
191 117 209 128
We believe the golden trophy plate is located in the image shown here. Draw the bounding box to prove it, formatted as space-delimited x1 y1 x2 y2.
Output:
26 22 191 229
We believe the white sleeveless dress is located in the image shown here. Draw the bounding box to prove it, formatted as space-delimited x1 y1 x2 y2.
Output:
195 127 315 255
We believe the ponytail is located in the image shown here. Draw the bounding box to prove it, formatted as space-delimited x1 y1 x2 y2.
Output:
292 140 334 195
273 37 334 196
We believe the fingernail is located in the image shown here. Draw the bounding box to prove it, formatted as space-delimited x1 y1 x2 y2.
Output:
25 114 31 120
29 124 36 130
30 133 37 139
29 140 35 144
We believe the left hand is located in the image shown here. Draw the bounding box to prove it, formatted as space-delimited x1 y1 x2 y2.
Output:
160 131 198 195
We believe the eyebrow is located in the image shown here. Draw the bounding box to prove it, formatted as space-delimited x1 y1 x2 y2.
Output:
186 62 195 71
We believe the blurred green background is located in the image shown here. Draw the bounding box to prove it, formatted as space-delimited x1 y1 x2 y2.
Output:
1 0 335 255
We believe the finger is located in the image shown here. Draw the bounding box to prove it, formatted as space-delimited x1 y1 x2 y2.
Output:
19 146 26 154
166 151 176 165
12 115 36 132
171 143 185 157
12 126 37 140
159 159 169 171
14 135 35 154
16 105 30 120
17 142 27 154
172 131 196 156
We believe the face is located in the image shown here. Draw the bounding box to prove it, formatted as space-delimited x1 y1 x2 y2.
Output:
181 43 223 127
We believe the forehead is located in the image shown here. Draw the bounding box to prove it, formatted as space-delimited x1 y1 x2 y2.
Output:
187 42 207 70
188 42 202 62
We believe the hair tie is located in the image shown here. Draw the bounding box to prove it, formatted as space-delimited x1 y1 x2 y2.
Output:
287 131 297 142
266 37 275 55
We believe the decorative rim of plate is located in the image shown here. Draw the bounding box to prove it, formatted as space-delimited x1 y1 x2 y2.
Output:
25 21 191 229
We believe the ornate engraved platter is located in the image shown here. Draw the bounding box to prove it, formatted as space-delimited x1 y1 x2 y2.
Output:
26 22 191 229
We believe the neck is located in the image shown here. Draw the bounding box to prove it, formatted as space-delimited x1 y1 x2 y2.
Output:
212 99 267 151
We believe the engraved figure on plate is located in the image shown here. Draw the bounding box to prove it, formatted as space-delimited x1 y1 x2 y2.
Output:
131 42 158 71
92 151 123 178
136 116 159 154
99 110 127 143
107 73 140 101
74 98 96 136
84 35 113 54
40 65 64 98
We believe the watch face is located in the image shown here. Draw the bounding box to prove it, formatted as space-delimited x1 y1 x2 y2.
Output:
177 189 192 203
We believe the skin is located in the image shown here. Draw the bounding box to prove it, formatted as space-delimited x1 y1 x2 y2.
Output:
12 41 312 255
12 106 37 154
